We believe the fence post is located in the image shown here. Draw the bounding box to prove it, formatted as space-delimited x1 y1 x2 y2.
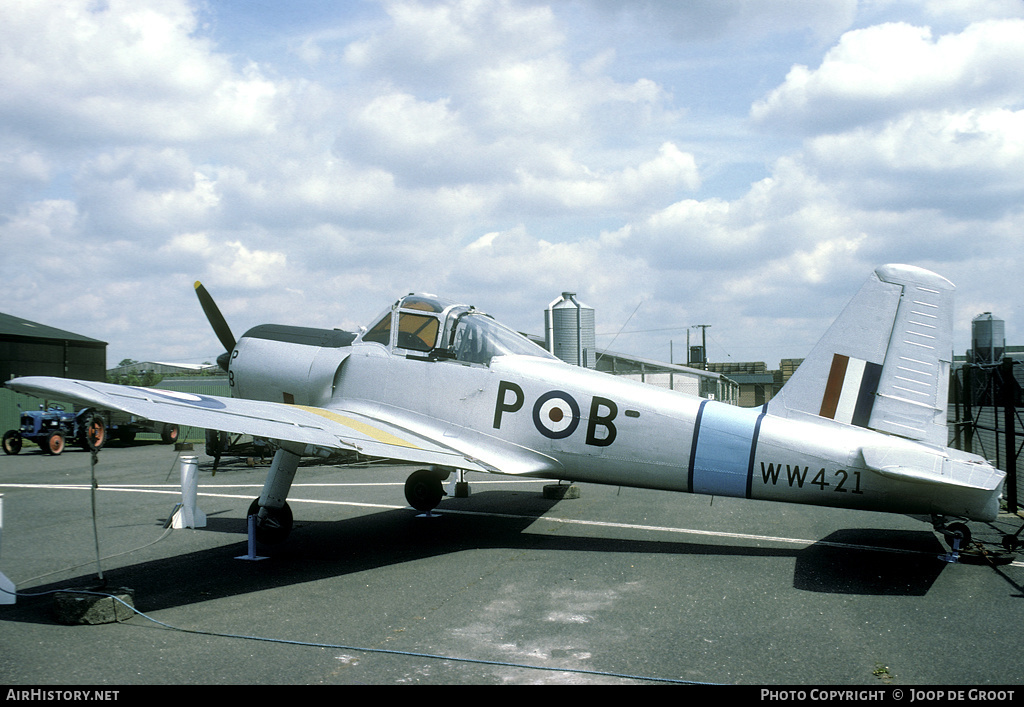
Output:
963 364 975 454
1002 357 1019 513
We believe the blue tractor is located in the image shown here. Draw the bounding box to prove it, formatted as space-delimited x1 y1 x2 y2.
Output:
2 404 107 455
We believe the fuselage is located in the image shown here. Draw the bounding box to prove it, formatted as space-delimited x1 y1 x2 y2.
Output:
228 324 1002 523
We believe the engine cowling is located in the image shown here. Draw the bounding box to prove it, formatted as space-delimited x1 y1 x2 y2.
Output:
229 325 355 407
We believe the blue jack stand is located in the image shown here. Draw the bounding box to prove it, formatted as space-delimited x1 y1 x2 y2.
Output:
939 536 962 564
235 514 269 561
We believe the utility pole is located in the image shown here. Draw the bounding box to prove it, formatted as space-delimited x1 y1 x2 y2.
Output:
692 324 711 370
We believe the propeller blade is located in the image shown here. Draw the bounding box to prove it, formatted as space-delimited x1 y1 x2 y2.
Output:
194 281 237 354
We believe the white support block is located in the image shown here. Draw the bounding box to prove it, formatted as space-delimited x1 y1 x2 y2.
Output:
171 456 206 529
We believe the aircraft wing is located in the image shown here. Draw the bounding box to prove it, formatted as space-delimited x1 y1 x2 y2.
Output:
5 376 560 476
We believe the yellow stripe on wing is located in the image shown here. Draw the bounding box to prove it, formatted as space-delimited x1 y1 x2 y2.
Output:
295 406 421 449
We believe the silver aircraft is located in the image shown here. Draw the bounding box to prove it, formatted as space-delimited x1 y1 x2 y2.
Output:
5 264 1007 550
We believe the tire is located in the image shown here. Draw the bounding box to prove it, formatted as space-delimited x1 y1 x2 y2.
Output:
43 432 65 455
944 522 972 549
160 424 180 445
404 469 445 512
246 498 293 545
80 413 106 451
2 430 22 455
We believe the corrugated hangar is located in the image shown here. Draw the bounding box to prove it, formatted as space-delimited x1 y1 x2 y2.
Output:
0 312 106 383
1 312 107 432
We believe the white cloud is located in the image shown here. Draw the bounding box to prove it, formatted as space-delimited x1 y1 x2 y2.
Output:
163 233 287 289
917 0 1024 24
1 0 1022 367
751 19 1024 133
343 0 564 81
803 107 1024 216
0 0 281 148
589 0 858 44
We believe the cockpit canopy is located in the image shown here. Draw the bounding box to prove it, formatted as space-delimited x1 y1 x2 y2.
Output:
359 293 555 366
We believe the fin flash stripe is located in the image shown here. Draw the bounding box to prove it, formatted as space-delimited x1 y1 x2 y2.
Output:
819 354 882 428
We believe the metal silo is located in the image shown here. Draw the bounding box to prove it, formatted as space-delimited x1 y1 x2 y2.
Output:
972 312 1005 364
544 292 596 368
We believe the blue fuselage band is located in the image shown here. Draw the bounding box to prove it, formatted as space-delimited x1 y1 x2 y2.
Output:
688 400 765 498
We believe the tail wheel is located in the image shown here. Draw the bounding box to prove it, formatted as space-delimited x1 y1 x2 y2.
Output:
44 432 65 455
246 498 293 545
405 469 445 512
943 522 972 550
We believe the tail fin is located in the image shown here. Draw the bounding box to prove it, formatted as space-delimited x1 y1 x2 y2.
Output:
767 264 955 448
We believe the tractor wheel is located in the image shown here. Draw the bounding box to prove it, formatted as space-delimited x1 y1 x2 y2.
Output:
160 424 180 445
3 430 22 455
43 432 65 455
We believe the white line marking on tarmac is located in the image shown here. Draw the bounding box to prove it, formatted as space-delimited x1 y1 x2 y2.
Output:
3 482 1021 567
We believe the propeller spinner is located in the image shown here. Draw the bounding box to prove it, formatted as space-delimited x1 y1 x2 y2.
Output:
194 281 236 371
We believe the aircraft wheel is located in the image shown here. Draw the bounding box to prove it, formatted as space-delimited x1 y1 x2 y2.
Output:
943 522 972 549
43 432 65 455
405 469 445 512
3 430 22 455
246 498 293 545
1001 534 1020 553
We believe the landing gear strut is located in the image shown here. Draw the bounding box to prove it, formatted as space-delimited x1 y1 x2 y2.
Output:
248 447 300 544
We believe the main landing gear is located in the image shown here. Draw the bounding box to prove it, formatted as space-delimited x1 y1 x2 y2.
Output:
404 468 451 514
248 447 300 545
247 497 293 545
245 450 460 545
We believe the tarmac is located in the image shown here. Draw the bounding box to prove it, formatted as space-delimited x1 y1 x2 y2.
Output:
1 441 1023 687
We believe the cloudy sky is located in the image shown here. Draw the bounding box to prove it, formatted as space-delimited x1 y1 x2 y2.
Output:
2 0 1022 371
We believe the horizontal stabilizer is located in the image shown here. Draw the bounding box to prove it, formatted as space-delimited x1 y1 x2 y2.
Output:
860 445 1004 492
768 264 955 448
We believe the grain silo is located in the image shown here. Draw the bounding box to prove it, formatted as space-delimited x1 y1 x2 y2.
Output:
544 292 596 368
972 312 1005 364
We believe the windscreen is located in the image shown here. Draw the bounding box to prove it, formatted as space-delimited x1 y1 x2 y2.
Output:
450 313 555 365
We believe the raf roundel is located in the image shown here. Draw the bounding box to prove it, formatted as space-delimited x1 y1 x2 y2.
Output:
532 390 580 439
132 387 228 410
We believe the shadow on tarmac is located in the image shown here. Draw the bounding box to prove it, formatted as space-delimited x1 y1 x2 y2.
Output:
3 491 953 625
795 529 945 595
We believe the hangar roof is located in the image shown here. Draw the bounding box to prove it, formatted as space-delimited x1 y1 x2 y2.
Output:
0 312 106 345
